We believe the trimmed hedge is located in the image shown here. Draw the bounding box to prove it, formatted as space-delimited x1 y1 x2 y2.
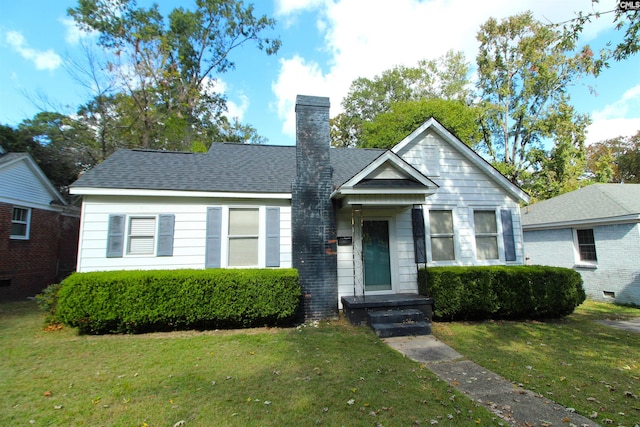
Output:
53 269 300 334
418 265 586 321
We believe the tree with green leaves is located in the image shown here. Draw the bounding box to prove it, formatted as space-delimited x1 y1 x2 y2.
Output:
476 11 595 185
359 98 481 149
558 2 639 73
331 50 471 147
585 131 640 183
68 0 280 149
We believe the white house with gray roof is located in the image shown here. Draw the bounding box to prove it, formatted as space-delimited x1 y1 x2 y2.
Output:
522 184 640 305
70 95 530 321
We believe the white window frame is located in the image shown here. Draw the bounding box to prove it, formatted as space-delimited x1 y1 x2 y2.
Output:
217 206 267 268
573 228 598 267
10 206 31 240
427 209 457 263
227 207 260 267
471 208 503 263
126 216 157 256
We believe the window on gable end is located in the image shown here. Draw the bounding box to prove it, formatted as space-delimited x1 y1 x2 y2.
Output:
474 210 499 260
429 210 455 261
10 207 31 239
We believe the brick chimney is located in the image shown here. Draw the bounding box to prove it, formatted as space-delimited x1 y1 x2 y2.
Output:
292 95 338 320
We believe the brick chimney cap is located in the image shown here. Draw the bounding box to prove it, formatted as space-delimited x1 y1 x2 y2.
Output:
295 95 330 109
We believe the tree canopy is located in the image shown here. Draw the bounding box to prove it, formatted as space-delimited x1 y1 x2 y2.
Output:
331 51 471 148
359 98 481 149
67 0 280 150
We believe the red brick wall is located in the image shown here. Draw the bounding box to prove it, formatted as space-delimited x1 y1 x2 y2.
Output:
0 202 80 300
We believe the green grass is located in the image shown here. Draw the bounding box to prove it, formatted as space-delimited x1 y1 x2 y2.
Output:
433 300 640 426
1 301 495 427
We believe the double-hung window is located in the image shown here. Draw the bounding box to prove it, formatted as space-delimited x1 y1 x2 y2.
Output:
474 210 499 260
429 210 455 261
10 207 31 239
576 229 597 262
127 217 156 255
107 214 174 258
228 208 259 266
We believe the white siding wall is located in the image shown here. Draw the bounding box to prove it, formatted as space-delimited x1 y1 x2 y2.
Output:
336 209 356 302
336 206 418 305
335 129 527 303
77 195 291 272
0 160 57 209
524 223 640 305
398 129 526 266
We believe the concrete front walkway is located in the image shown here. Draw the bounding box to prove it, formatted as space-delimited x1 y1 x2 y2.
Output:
383 335 599 427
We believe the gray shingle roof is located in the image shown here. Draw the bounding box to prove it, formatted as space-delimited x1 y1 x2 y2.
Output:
71 144 385 194
522 184 640 228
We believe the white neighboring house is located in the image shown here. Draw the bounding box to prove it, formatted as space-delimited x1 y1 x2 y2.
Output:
70 95 530 320
522 184 640 305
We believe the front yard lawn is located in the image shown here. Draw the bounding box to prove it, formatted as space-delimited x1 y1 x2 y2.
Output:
433 300 640 426
1 300 493 427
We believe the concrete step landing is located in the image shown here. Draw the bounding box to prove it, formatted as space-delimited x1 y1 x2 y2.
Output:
368 308 432 338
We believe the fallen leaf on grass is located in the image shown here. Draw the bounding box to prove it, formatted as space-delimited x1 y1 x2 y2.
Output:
347 399 355 405
43 391 52 397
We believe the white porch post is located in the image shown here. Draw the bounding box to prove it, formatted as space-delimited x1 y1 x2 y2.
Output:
352 205 365 297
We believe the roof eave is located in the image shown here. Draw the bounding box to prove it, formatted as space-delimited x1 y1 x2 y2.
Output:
522 213 640 230
70 187 292 199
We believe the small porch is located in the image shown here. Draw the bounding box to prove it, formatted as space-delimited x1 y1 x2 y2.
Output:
341 293 434 337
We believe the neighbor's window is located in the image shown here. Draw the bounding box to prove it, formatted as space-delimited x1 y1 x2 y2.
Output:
474 210 498 260
429 210 455 261
576 229 597 262
228 208 259 266
127 217 156 255
10 207 31 239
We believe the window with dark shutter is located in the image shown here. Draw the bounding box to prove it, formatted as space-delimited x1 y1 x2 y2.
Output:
228 208 259 266
429 210 455 261
474 210 499 260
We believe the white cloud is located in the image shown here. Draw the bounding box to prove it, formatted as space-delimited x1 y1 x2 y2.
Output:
592 84 640 121
60 17 97 45
226 93 250 121
271 55 331 137
587 84 640 144
275 0 327 16
271 0 621 137
5 30 62 71
586 118 640 144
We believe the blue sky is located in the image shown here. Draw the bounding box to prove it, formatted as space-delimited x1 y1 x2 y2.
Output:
1 0 639 147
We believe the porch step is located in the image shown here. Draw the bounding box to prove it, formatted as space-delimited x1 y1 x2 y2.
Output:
368 309 432 338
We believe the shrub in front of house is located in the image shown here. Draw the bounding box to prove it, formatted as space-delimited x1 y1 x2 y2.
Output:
418 266 585 321
51 269 300 334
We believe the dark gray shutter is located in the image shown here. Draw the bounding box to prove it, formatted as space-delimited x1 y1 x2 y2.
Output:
501 209 516 261
157 214 175 257
205 207 222 268
265 207 280 267
412 207 427 263
106 214 125 258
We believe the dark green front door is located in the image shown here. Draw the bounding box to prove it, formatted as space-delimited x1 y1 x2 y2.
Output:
363 220 392 292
